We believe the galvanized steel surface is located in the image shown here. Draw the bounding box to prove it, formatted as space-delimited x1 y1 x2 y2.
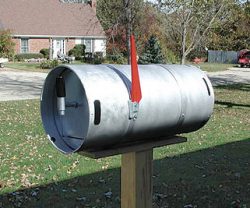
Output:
40 64 214 154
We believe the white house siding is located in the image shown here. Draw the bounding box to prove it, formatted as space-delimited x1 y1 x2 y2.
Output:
75 39 82 45
94 39 106 56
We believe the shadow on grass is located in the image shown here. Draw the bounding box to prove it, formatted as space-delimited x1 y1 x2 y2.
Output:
215 100 250 108
0 139 249 208
214 83 250 92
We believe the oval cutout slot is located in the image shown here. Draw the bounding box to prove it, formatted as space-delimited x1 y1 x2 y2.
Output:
51 137 56 142
202 78 211 96
94 100 101 125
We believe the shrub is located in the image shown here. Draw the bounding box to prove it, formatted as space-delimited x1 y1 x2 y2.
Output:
40 48 50 59
68 44 85 60
93 52 104 64
163 48 179 64
0 30 15 59
187 50 207 61
15 53 44 61
105 53 127 64
84 52 93 63
40 60 58 69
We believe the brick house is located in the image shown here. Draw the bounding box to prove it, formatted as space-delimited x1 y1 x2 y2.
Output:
0 0 106 59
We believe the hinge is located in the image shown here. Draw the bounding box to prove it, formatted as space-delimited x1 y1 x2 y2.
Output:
128 101 140 120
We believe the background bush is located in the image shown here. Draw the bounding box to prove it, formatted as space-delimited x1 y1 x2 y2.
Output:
84 52 93 63
187 50 207 61
0 30 15 59
40 60 58 69
162 48 179 64
84 52 105 64
93 52 104 64
105 53 127 64
40 48 50 59
15 53 44 61
68 44 85 60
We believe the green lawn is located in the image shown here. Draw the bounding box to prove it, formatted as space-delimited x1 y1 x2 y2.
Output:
0 84 249 207
197 63 235 72
5 61 83 73
5 62 47 72
5 62 234 73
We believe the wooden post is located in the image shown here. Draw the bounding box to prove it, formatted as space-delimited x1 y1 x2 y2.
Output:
121 149 153 208
80 136 186 207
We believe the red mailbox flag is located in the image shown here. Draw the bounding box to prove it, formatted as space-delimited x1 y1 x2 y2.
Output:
130 35 142 103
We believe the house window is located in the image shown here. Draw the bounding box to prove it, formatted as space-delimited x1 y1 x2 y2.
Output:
84 39 92 53
21 39 29 53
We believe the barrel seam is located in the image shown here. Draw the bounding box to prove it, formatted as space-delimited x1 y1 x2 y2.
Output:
159 65 186 132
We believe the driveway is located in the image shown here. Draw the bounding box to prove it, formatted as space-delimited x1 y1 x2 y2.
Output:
0 68 47 101
207 67 250 86
0 67 249 102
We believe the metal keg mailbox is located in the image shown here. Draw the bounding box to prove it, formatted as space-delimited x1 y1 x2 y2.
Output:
40 35 214 208
41 63 214 154
40 38 214 155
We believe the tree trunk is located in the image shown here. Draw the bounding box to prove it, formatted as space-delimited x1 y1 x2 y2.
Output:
180 24 187 65
126 22 131 64
181 53 186 65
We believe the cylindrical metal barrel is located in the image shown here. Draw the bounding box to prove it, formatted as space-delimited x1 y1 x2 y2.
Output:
41 64 214 154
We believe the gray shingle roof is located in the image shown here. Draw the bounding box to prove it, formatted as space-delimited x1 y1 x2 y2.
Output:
0 0 105 37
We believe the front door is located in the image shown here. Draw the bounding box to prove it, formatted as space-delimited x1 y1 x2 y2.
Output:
53 39 65 59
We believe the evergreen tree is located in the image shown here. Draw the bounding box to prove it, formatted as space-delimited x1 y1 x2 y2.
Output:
138 35 164 64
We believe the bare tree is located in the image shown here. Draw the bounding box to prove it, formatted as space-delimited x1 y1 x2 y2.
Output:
123 0 132 64
158 0 229 64
123 0 144 63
